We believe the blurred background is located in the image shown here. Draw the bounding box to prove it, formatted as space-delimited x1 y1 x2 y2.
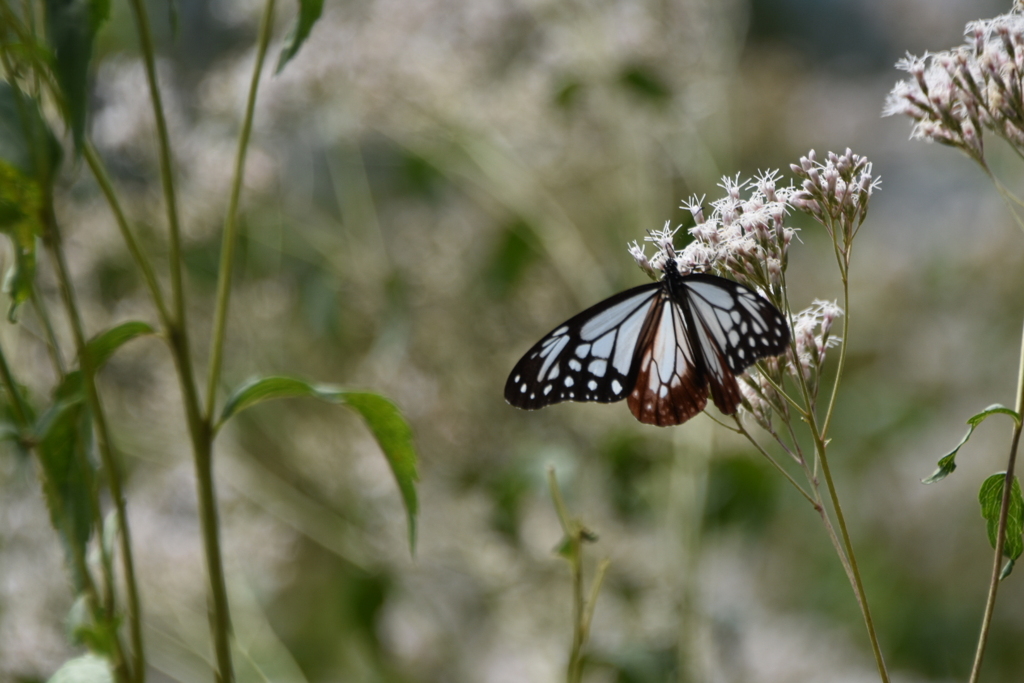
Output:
3 0 1024 681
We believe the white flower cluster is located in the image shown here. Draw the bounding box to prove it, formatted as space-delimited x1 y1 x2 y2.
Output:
790 149 878 257
739 300 843 430
884 8 1024 161
628 171 797 309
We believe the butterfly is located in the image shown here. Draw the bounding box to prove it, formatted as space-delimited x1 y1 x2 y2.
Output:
504 258 790 426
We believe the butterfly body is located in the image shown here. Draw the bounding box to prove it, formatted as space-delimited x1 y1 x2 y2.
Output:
504 259 790 426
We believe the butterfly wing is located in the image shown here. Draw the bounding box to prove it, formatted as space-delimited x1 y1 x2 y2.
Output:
505 283 662 408
680 274 791 415
626 295 710 426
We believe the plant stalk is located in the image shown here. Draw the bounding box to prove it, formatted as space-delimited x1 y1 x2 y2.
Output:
967 317 1024 683
124 0 236 679
42 205 144 683
205 0 277 422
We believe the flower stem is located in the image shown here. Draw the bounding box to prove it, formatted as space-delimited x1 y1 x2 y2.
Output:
124 0 235 679
82 142 171 328
812 427 889 683
967 317 1024 683
41 205 144 683
205 0 277 423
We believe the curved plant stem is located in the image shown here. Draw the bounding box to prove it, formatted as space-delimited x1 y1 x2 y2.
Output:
30 289 65 376
734 418 816 507
82 142 171 328
205 0 277 423
967 319 1024 683
124 0 240 679
788 249 889 683
548 467 604 683
811 425 889 683
42 206 144 683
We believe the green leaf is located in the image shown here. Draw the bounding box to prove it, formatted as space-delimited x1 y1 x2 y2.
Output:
66 594 118 655
923 405 1022 484
0 82 61 183
978 473 1024 576
275 0 325 74
219 377 420 552
47 654 114 683
34 395 96 589
45 0 110 149
968 404 1021 428
0 83 61 321
82 321 156 372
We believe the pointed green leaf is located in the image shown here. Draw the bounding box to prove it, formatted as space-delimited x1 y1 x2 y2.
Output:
0 82 61 183
923 405 1022 484
219 376 419 552
275 0 325 74
34 396 96 589
82 321 156 372
978 473 1024 574
45 0 110 148
968 404 1021 428
47 654 114 683
0 82 60 321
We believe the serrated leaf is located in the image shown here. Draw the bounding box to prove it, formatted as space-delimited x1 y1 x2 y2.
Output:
923 405 1022 484
82 321 156 371
275 0 325 74
47 654 114 683
978 473 1024 570
34 396 96 589
45 0 110 149
218 376 420 552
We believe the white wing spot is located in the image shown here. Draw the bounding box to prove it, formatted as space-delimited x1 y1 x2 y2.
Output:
588 380 598 390
564 376 575 387
520 384 527 393
731 310 741 323
543 385 553 395
588 359 607 377
514 374 521 383
612 379 623 394
569 359 582 371
553 326 569 336
592 332 615 359
728 330 739 346
740 321 748 334
659 385 668 398
530 393 535 399
548 365 560 380
738 348 745 359
575 344 591 358
748 336 756 347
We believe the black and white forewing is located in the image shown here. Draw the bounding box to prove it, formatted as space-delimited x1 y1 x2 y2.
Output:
505 283 661 409
627 296 709 426
682 274 790 372
681 274 791 414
